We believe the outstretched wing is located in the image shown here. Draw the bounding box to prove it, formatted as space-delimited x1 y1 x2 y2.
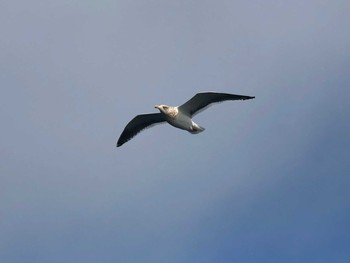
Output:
117 113 166 147
178 92 255 117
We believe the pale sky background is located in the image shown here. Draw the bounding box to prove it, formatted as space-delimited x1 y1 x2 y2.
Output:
1 1 350 262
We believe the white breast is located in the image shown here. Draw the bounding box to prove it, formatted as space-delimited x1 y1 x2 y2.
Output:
166 108 193 131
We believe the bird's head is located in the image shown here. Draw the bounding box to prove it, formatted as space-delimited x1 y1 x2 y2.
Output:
155 105 170 114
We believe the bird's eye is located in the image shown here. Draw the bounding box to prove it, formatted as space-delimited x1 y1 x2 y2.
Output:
163 106 169 110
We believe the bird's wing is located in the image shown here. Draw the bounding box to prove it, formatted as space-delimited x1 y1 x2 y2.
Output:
178 92 255 117
117 113 166 147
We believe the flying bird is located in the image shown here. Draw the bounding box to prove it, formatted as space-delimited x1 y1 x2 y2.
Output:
117 92 255 147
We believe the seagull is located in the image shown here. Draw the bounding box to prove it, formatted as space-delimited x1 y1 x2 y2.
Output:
117 92 255 147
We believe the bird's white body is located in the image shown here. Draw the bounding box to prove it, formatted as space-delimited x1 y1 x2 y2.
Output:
156 105 205 134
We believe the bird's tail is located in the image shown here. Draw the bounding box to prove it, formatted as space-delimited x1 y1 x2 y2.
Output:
190 123 205 134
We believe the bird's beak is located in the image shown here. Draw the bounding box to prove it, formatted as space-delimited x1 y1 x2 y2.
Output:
154 105 159 109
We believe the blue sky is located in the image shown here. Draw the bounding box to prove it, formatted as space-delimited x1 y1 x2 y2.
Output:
1 1 350 262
